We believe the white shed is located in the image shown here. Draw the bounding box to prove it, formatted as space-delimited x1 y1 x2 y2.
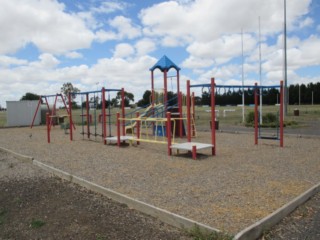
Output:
6 101 41 127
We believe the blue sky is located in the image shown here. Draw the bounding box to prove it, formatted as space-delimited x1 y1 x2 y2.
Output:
0 0 320 107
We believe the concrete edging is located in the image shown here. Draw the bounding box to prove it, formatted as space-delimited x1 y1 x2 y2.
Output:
0 147 33 163
31 159 220 234
234 182 320 240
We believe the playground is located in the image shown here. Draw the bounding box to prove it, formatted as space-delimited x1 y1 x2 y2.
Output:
1 56 320 238
0 126 320 236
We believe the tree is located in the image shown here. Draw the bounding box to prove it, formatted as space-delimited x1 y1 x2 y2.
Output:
60 82 80 104
20 92 41 101
116 91 134 107
137 90 151 107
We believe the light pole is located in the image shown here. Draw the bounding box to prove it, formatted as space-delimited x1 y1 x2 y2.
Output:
283 0 288 116
241 29 245 123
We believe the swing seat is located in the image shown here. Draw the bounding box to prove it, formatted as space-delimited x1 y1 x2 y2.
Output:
60 123 70 134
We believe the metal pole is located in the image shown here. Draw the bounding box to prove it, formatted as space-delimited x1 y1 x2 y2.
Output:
283 0 288 116
299 84 301 106
241 29 245 123
254 83 258 145
211 78 216 156
259 17 263 124
280 81 284 147
186 80 191 142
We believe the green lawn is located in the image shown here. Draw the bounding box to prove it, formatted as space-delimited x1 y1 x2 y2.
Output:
0 104 319 129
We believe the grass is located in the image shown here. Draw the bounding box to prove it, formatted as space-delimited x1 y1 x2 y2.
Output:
95 234 107 240
30 219 46 229
188 225 233 240
0 104 319 129
0 208 8 225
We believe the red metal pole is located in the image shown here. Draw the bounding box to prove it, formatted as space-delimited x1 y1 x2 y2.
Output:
102 88 106 144
211 78 216 156
86 93 90 139
177 70 180 99
280 80 284 147
192 92 196 137
121 88 125 136
178 91 183 137
60 94 75 130
166 112 172 156
164 69 168 112
44 97 50 112
186 80 191 142
192 145 197 160
30 97 42 128
254 83 258 145
53 95 58 114
117 112 120 147
136 112 140 145
68 93 73 141
151 71 155 106
46 113 50 143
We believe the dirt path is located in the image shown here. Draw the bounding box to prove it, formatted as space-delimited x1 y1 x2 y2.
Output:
0 152 192 240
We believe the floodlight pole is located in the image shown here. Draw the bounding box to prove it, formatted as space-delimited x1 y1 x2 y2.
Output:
259 17 263 124
283 0 288 116
241 29 245 123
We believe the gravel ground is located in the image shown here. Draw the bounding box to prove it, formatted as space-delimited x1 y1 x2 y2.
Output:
261 191 320 240
0 151 192 240
0 126 320 235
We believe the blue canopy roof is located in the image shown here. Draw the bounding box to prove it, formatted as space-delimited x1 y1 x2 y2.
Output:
150 55 180 72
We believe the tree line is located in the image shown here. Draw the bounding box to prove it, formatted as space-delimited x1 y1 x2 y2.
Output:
200 82 320 106
19 81 320 108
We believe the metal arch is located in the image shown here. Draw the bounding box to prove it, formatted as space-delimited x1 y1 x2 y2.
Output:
72 88 122 96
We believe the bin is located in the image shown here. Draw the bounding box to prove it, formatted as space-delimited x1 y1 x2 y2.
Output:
210 120 219 130
153 125 166 136
293 109 299 116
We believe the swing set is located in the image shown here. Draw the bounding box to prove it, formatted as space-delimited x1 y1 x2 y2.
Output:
191 78 284 147
30 94 72 128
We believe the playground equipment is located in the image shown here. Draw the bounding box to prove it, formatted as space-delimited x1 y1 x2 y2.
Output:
109 78 216 160
191 79 284 147
39 87 125 144
254 82 284 146
150 55 184 137
30 94 73 129
169 78 216 159
71 87 125 144
38 93 76 143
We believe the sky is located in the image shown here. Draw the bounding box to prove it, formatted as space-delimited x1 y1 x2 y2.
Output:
0 0 320 107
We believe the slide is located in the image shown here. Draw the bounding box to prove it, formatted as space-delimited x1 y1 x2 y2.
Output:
125 104 163 134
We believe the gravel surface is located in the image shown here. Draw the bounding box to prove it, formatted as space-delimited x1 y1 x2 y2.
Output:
261 191 320 240
0 126 320 235
0 151 192 240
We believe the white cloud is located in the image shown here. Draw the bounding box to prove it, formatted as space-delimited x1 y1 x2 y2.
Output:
135 38 156 56
109 16 142 40
0 0 95 55
95 30 118 42
140 0 311 43
29 53 60 69
65 51 83 59
91 1 129 14
181 56 213 69
298 17 314 29
0 56 28 67
113 43 135 58
95 16 142 43
186 33 257 65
